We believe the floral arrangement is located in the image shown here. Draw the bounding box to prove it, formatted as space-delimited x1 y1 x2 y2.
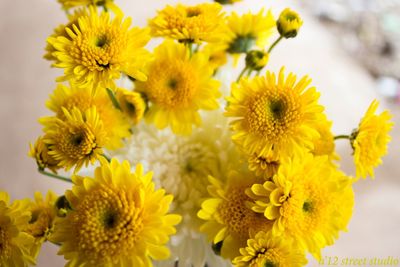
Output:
0 0 394 266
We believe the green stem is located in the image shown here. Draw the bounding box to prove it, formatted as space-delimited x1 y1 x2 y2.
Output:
267 36 283 54
102 154 111 162
187 42 193 58
106 88 122 110
38 169 72 183
236 67 248 82
334 135 350 140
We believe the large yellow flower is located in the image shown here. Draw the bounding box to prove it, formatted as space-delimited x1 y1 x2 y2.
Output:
352 100 393 178
136 41 221 134
225 68 324 158
232 231 307 267
47 6 151 88
224 9 276 54
24 191 58 258
46 83 131 150
0 192 35 267
247 153 354 259
51 159 181 267
40 107 108 172
148 3 225 43
198 172 272 260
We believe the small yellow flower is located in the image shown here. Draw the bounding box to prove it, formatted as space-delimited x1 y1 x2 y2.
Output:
116 88 146 125
149 3 225 43
311 114 339 161
29 136 60 173
25 191 58 258
247 150 280 180
198 172 272 260
352 100 393 178
245 50 269 71
225 9 276 54
136 41 221 135
202 43 228 72
47 6 151 88
232 231 307 267
247 153 354 259
51 159 181 266
46 83 131 150
0 192 35 267
40 107 108 172
225 67 324 158
277 8 303 38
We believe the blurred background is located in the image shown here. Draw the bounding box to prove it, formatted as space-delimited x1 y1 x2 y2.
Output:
0 0 399 266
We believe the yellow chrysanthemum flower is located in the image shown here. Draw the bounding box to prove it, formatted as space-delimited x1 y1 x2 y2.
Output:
29 136 60 173
148 3 225 43
352 100 393 178
47 6 151 87
51 159 181 267
312 114 339 161
40 107 107 172
247 150 280 180
232 231 307 267
277 8 303 39
201 43 228 72
24 191 58 258
46 83 131 150
225 68 324 158
225 9 276 54
247 153 354 259
116 88 146 125
245 50 269 71
198 172 272 260
136 41 221 134
0 192 35 267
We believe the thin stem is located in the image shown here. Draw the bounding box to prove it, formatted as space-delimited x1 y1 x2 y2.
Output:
106 88 122 110
38 169 72 183
334 135 350 140
236 67 248 82
267 36 283 54
187 42 193 58
102 154 111 162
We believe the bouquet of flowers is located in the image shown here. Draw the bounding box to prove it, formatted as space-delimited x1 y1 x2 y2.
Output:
0 0 394 266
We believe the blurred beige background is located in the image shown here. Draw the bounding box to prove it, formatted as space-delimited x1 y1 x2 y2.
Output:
0 0 399 266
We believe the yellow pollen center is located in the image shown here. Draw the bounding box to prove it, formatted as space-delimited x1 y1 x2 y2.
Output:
59 124 97 159
70 26 127 72
72 185 144 263
145 60 198 109
247 89 302 141
217 187 266 239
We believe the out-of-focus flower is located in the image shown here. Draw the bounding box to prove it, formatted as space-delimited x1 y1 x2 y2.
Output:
0 192 35 267
245 50 269 71
352 100 393 178
116 88 146 125
225 10 276 54
149 3 225 43
136 41 220 135
29 136 60 173
51 159 181 266
214 0 242 5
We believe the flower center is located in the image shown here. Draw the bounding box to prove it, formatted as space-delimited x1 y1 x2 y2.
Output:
72 185 144 263
186 8 201 17
26 207 53 238
247 90 302 141
302 200 313 213
144 59 198 109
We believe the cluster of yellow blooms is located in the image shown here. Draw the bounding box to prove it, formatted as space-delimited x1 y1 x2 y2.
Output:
1 0 394 266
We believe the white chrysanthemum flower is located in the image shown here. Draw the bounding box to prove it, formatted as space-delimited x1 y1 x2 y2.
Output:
112 110 240 267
